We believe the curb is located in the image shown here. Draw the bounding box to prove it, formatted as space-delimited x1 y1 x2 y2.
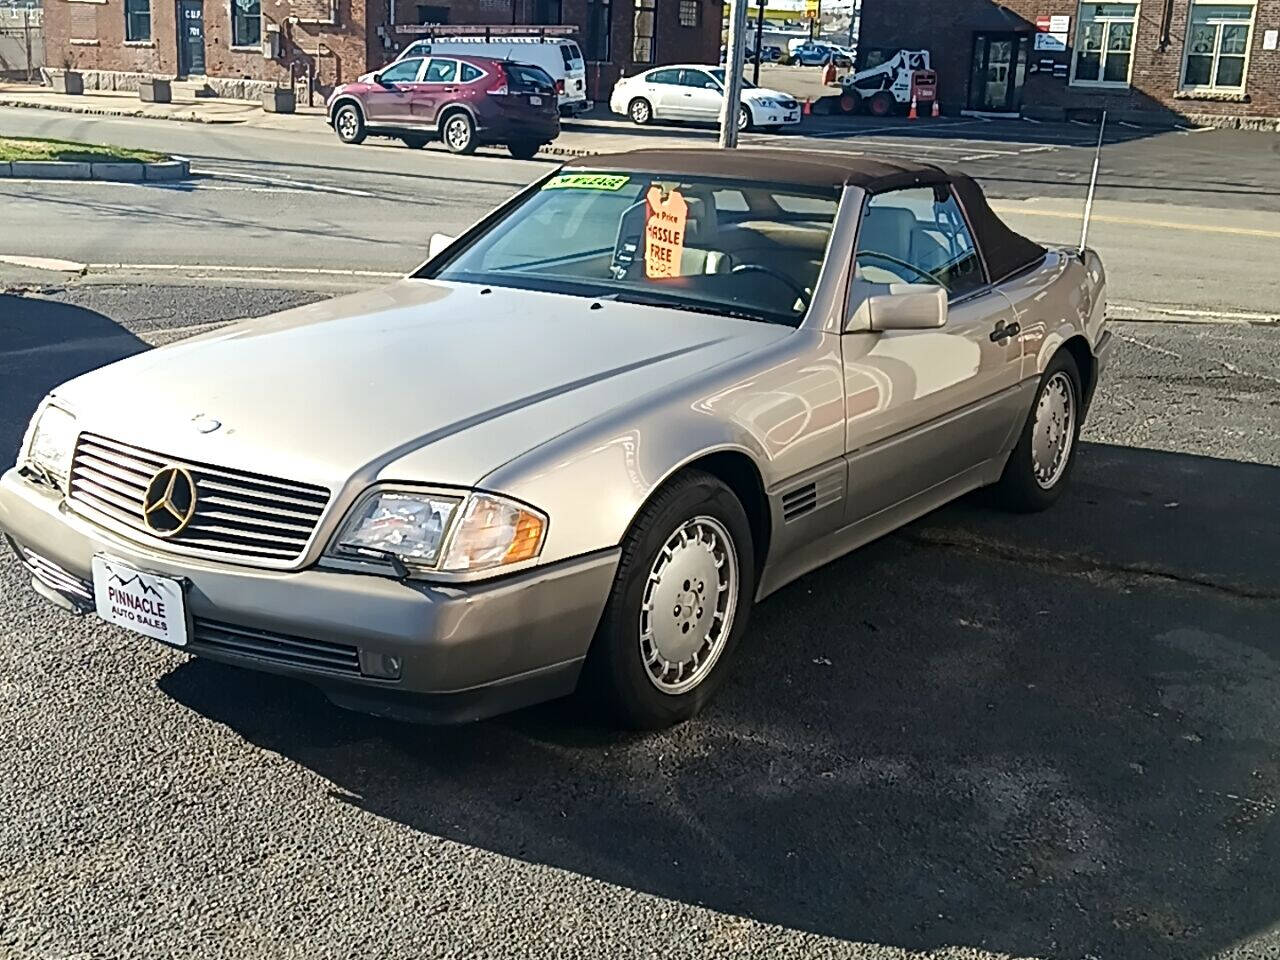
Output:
0 96 249 125
0 157 190 181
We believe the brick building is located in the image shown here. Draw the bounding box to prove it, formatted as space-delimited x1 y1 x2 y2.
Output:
858 0 1280 126
42 0 718 99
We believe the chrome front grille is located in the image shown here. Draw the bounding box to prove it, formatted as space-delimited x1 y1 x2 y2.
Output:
68 433 331 566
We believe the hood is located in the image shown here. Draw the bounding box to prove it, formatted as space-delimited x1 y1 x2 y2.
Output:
744 87 796 103
52 281 791 494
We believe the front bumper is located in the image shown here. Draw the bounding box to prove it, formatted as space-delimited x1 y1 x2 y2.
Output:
0 468 618 723
753 108 802 127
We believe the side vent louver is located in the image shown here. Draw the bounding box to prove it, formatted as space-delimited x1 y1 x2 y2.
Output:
782 483 818 522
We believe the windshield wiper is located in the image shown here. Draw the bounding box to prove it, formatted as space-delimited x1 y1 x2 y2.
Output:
600 291 788 326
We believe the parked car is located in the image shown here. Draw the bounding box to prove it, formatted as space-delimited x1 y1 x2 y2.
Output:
791 40 852 67
2 150 1111 730
394 35 590 116
326 55 560 159
610 65 801 132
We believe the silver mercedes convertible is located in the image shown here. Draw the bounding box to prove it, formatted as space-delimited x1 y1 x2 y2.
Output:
1 149 1112 729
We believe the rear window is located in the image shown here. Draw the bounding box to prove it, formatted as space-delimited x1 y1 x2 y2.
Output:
506 63 555 93
561 42 584 68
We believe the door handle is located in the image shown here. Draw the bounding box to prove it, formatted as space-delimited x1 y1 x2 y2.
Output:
990 320 1021 343
442 86 457 92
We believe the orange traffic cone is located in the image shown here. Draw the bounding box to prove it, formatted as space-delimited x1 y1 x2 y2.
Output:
907 95 918 120
931 99 940 118
802 97 812 116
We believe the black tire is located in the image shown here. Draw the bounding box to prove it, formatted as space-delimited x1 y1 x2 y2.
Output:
440 110 477 155
993 350 1084 513
738 104 753 132
629 97 653 126
332 103 366 145
867 91 896 118
507 140 540 160
399 134 429 149
582 469 756 730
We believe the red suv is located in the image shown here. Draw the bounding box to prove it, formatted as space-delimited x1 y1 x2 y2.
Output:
326 55 560 160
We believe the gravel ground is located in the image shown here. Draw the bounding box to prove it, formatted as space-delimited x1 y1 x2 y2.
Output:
1 283 1277 960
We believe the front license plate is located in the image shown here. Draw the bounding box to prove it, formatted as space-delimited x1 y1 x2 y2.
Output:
92 556 188 647
529 95 542 105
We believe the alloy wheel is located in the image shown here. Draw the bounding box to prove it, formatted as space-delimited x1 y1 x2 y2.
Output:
638 515 739 695
1032 371 1076 489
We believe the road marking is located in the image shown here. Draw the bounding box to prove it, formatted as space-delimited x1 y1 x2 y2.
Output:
0 255 87 272
961 153 1001 161
989 203 1280 240
84 263 403 278
189 166 382 198
1111 301 1279 325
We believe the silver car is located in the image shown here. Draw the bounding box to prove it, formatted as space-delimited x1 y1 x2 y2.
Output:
1 149 1112 729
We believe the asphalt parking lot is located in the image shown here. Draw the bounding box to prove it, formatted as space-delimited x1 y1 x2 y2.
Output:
1 281 1277 959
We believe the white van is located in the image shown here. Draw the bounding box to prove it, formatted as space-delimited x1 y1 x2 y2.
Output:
396 35 590 115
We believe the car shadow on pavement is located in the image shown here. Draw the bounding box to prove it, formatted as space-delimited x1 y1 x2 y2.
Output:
160 441 1280 960
0 294 148 469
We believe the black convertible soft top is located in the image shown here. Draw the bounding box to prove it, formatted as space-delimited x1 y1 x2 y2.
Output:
569 148 1048 285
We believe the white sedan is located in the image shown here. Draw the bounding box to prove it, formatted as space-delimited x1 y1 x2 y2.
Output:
610 65 802 132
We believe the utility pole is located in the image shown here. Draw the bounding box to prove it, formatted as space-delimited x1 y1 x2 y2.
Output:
718 0 750 148
752 0 765 86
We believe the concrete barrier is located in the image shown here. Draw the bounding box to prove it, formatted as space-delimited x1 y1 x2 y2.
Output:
10 160 91 179
90 161 145 182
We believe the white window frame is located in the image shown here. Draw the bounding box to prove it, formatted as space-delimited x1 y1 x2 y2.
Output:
1070 1 1140 88
229 0 262 49
1179 0 1256 92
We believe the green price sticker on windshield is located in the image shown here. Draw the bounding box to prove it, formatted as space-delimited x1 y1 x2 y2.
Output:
544 174 631 191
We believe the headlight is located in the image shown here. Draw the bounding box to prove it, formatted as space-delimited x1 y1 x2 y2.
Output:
23 403 78 485
757 97 780 108
439 493 546 573
330 489 546 576
334 491 463 569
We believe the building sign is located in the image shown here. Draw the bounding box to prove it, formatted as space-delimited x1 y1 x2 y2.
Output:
804 0 819 20
1264 29 1278 51
1034 14 1069 52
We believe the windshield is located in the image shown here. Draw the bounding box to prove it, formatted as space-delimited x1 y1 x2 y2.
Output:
425 172 839 327
708 69 757 89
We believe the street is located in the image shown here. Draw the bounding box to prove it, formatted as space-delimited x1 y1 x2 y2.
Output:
1 104 1279 959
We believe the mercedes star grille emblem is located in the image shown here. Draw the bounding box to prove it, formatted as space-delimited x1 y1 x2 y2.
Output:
142 466 198 536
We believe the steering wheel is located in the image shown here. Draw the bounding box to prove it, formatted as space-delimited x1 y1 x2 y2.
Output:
730 263 812 310
856 250 943 286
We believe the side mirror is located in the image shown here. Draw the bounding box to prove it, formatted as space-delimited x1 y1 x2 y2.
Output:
851 283 947 331
428 232 455 259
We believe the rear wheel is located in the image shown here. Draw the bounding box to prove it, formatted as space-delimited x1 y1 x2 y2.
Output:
441 110 477 155
507 140 541 160
867 91 896 117
993 350 1083 512
333 103 366 144
583 470 756 729
629 97 653 125
839 92 861 114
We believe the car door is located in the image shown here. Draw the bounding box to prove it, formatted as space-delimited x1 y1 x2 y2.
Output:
643 67 685 118
363 56 425 124
677 68 724 121
411 57 459 125
841 184 1026 522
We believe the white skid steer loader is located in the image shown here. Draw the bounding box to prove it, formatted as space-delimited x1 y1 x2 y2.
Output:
839 50 933 117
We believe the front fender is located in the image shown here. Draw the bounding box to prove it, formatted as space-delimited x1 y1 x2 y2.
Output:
479 330 846 566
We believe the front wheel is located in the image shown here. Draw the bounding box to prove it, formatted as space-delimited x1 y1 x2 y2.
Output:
993 351 1083 512
582 470 756 729
737 104 753 132
441 111 477 155
867 91 896 117
332 103 366 144
507 140 541 160
629 97 653 125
